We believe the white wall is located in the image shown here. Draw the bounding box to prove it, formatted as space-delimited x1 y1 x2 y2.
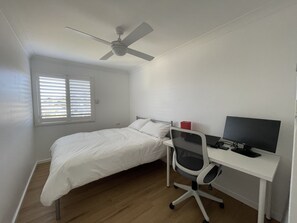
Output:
0 10 34 223
130 5 297 221
31 56 130 160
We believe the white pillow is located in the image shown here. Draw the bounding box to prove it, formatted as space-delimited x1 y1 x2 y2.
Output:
128 119 150 131
140 121 170 138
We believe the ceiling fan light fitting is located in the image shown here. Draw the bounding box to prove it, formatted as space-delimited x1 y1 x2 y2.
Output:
111 41 127 56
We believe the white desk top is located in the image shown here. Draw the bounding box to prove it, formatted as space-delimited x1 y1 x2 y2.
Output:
163 139 280 182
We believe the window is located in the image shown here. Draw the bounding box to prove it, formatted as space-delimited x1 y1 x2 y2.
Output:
39 76 67 120
33 74 94 125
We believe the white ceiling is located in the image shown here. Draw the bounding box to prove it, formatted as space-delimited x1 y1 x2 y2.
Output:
0 0 292 70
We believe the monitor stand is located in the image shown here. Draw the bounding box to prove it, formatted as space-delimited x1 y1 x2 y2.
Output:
231 148 261 158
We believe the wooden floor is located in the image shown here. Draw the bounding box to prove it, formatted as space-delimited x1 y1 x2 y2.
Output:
17 161 279 223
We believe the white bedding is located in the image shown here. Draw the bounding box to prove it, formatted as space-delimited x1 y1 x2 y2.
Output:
40 127 166 206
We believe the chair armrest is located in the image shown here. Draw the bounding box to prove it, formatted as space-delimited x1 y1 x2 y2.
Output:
196 163 222 185
172 151 176 171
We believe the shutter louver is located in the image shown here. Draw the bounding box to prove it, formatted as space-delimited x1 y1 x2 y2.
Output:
39 76 67 119
69 79 92 118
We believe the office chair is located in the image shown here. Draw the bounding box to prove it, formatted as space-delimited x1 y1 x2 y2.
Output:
169 127 224 223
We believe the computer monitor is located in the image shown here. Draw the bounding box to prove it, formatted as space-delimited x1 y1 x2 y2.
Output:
223 116 281 153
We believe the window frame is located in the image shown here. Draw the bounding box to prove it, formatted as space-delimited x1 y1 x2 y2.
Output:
32 72 95 126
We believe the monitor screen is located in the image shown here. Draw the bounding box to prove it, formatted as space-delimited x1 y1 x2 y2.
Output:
223 116 281 153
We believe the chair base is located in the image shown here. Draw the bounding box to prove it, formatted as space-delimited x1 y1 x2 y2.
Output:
170 182 223 223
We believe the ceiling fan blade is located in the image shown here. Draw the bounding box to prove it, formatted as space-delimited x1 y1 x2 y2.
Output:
100 51 114 60
65 26 111 46
122 22 153 46
126 48 154 61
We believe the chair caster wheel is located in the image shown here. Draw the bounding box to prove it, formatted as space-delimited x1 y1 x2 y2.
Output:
219 203 224 209
203 220 209 223
169 203 175 209
173 185 178 189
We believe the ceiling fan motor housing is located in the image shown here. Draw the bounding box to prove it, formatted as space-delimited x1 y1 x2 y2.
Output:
111 41 127 56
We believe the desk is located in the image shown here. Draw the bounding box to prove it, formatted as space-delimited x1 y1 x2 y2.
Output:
163 139 280 223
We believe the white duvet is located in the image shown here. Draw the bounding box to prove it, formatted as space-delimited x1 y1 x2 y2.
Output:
40 127 166 206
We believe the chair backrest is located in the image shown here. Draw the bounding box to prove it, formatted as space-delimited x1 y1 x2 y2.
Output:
170 127 210 176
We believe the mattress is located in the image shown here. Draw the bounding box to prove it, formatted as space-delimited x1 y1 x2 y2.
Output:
40 127 167 206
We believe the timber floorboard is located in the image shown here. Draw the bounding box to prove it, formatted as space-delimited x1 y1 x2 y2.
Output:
16 161 279 223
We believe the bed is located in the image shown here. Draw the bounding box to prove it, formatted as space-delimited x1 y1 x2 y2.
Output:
40 117 172 219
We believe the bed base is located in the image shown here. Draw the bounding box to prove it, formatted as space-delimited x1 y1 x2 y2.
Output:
55 199 61 220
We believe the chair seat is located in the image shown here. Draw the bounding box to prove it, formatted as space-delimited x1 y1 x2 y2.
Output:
203 165 220 184
176 156 220 183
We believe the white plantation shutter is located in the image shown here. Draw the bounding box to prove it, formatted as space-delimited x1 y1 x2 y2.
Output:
69 79 92 118
34 74 94 125
39 76 67 119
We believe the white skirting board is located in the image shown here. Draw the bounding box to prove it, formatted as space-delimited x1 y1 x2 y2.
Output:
12 162 36 223
212 182 282 221
36 158 51 164
12 158 51 223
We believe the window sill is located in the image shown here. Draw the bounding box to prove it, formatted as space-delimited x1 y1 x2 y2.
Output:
34 118 96 127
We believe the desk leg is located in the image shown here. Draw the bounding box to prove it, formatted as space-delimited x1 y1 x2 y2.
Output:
266 182 272 220
258 179 267 223
166 146 170 187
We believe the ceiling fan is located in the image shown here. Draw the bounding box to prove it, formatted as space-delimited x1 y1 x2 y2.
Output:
65 22 154 61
